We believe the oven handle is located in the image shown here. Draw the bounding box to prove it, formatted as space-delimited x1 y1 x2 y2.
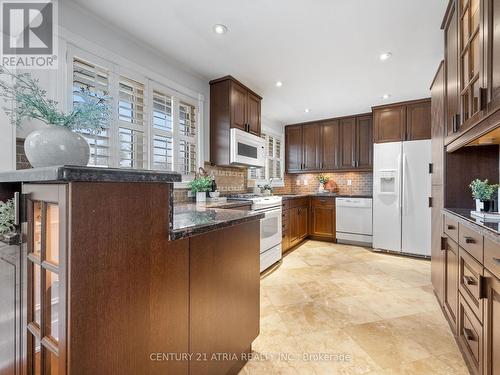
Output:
251 207 282 217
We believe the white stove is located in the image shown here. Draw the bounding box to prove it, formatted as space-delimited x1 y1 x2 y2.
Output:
227 194 282 272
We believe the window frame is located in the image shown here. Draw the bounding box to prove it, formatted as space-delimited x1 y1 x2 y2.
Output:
248 130 284 187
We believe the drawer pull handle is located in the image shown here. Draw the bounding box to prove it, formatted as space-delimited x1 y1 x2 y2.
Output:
493 257 500 265
447 225 456 230
462 328 475 342
464 236 475 244
463 276 476 286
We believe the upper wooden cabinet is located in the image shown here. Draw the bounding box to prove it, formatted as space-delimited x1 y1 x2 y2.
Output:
441 0 500 148
210 76 263 165
373 99 431 143
285 114 373 173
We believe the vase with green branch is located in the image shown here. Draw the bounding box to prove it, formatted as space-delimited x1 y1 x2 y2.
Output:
0 66 111 168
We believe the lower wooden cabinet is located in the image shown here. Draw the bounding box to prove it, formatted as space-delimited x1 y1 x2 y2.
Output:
458 295 483 375
310 197 335 241
290 205 308 247
444 235 459 331
483 271 500 375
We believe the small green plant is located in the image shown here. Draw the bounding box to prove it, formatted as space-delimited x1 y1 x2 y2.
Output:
0 199 15 234
469 179 499 201
316 174 329 184
188 176 212 193
0 66 111 134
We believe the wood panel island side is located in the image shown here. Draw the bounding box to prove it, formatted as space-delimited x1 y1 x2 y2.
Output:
0 166 263 375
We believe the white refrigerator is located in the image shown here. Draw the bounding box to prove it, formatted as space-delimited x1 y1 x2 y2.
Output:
373 140 431 256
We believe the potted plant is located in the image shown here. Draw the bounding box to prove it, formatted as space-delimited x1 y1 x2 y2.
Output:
0 66 111 168
0 198 15 242
469 179 499 212
316 174 329 192
188 176 212 203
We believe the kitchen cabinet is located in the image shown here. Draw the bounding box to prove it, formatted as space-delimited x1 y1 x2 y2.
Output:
210 76 262 165
285 125 303 172
302 123 321 171
339 117 356 169
321 120 340 170
444 235 459 332
484 270 500 375
309 197 335 241
373 99 431 143
444 0 460 136
431 187 445 304
288 198 309 248
285 113 372 173
486 0 500 110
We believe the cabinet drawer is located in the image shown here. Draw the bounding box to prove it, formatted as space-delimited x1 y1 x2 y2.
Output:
458 295 483 375
459 223 484 263
311 196 335 206
289 197 309 208
458 248 484 322
484 237 500 279
444 215 459 243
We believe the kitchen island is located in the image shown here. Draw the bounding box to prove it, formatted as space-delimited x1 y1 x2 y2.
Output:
0 166 263 375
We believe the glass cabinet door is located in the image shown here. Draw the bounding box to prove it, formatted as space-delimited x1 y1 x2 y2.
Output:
23 185 67 375
459 0 483 122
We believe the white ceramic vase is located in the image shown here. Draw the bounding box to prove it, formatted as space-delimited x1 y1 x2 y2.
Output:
475 199 484 212
318 183 325 192
24 126 90 168
196 192 207 203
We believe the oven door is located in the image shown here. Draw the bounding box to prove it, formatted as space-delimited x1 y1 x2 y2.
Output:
230 128 266 167
258 207 282 253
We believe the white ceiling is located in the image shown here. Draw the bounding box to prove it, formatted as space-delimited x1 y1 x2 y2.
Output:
71 0 447 125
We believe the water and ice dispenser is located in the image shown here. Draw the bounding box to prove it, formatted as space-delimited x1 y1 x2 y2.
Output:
379 169 397 194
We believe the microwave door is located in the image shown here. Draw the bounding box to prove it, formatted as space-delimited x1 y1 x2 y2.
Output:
230 129 265 167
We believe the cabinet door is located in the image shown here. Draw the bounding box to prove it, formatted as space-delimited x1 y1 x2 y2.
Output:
484 271 500 375
487 0 500 108
302 123 321 171
298 205 309 240
373 106 406 143
431 187 445 305
339 117 356 169
289 207 300 245
310 204 335 239
444 236 459 332
406 101 431 140
431 63 446 186
445 1 460 135
247 92 261 136
285 126 303 172
22 184 67 375
356 115 373 169
230 82 247 131
321 120 339 170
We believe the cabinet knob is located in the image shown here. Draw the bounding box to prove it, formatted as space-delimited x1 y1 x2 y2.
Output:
440 236 447 251
464 236 475 244
493 257 500 265
463 276 476 286
462 327 475 342
447 225 455 230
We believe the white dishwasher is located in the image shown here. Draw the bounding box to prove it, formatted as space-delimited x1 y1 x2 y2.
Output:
336 197 373 246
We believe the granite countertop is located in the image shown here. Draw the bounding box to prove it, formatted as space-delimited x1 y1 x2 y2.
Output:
181 199 252 210
0 165 181 183
171 203 263 240
444 208 500 239
278 193 373 199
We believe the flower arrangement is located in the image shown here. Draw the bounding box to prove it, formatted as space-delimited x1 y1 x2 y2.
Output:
0 66 111 133
469 179 499 201
0 199 15 235
316 174 329 184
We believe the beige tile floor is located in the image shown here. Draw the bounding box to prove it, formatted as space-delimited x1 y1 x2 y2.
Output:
240 240 469 375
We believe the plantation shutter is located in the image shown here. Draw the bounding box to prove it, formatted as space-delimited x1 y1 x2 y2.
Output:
178 102 197 176
118 76 147 168
72 57 111 167
151 90 173 170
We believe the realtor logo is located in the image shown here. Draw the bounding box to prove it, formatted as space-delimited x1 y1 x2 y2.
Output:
1 0 58 68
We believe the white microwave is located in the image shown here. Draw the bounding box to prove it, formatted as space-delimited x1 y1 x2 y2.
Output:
230 128 266 167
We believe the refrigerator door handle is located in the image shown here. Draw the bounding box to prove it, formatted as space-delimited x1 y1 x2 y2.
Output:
402 153 408 216
397 153 402 211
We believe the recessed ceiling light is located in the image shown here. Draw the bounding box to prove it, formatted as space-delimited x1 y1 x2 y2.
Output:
382 94 391 100
213 24 228 35
379 52 393 61
304 108 310 113
275 81 283 87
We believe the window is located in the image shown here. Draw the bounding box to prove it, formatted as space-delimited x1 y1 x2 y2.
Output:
72 58 111 167
248 132 284 185
70 49 201 180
